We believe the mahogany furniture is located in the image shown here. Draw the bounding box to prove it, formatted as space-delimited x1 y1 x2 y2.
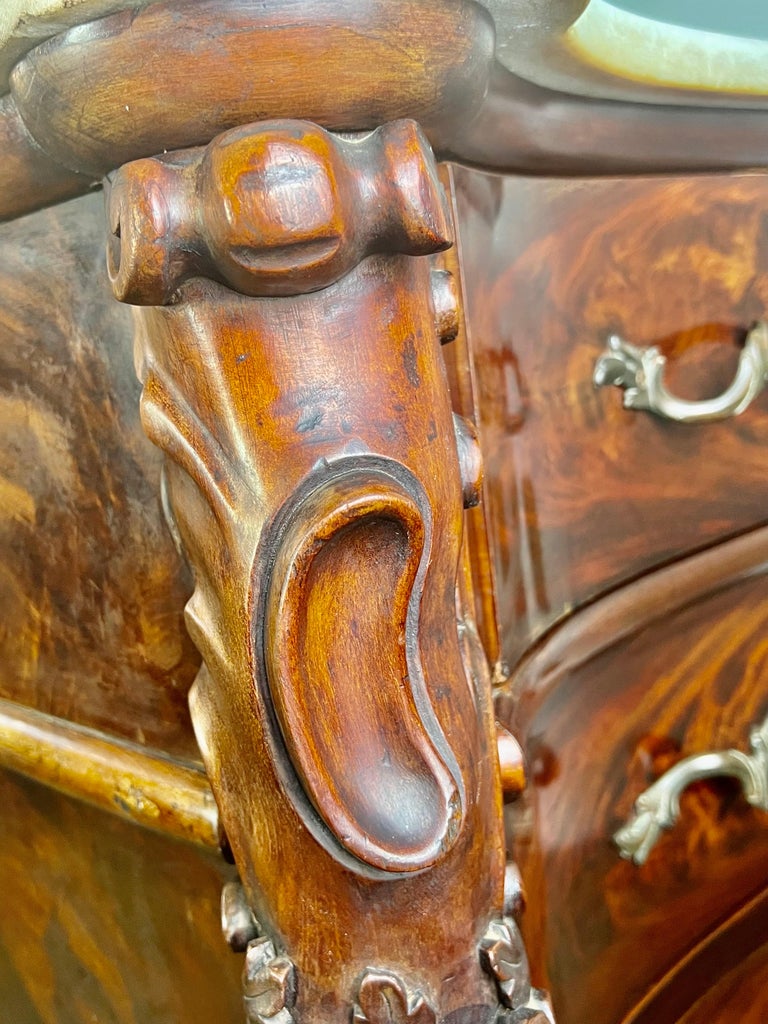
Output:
1 3 768 1023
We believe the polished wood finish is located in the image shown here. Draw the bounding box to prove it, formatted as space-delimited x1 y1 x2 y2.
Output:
8 0 493 178
496 526 768 1024
2 4 766 1019
630 887 768 1024
6 1 768 222
495 725 526 801
106 118 455 303
449 62 768 175
438 164 500 665
0 190 200 759
453 167 768 671
108 118 510 1023
0 698 218 847
0 769 242 1024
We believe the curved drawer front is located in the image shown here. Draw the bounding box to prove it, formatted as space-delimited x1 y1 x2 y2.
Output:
672 901 768 1024
452 168 768 670
496 528 768 1024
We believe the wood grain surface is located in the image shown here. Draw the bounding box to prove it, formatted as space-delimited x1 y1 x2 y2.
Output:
0 768 242 1024
8 0 493 178
628 886 768 1024
0 191 200 758
495 526 768 1024
0 93 92 222
7 0 768 222
438 164 500 665
108 119 510 1024
674 920 768 1024
0 698 218 847
453 167 768 672
449 62 768 175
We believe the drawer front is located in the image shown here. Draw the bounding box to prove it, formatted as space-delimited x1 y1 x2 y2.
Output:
496 528 768 1024
453 168 768 670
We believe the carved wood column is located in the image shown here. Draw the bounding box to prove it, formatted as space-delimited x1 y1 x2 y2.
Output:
105 117 543 1024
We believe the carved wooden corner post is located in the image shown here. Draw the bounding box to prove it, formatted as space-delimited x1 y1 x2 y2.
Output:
105 118 544 1024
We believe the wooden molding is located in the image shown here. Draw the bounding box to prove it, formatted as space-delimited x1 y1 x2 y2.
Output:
0 698 219 847
498 524 768 711
5 0 768 221
2 0 492 199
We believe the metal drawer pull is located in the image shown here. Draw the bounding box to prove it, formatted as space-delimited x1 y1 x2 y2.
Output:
615 714 768 865
593 322 768 423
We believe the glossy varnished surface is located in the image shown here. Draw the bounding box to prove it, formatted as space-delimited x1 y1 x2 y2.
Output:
630 887 768 1024
0 768 241 1024
453 167 768 670
0 0 494 220
108 120 508 1023
496 528 768 1024
0 192 200 758
676 925 768 1024
0 698 218 847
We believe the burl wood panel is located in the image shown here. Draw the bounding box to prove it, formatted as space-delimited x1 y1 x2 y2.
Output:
495 527 768 1024
452 168 768 671
0 192 200 758
0 767 241 1024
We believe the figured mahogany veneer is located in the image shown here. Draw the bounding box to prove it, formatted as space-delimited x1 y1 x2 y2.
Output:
496 527 768 1024
0 191 200 759
453 167 768 671
0 769 242 1024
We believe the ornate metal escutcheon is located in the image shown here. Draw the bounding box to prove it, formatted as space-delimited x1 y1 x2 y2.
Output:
616 714 768 865
594 323 768 423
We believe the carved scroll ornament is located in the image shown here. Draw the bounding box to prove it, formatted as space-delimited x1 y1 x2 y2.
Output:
107 117 511 1023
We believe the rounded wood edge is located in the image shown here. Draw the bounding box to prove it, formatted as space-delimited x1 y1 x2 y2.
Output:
5 0 768 223
0 697 219 849
8 0 493 176
499 522 768 706
0 93 94 222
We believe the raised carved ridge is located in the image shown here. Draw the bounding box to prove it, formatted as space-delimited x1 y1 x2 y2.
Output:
263 457 465 873
353 969 435 1024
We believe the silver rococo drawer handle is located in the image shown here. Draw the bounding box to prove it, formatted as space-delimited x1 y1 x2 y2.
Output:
615 714 768 865
594 321 768 423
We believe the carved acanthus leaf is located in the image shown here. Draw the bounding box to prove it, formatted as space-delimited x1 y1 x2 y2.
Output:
353 969 435 1024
